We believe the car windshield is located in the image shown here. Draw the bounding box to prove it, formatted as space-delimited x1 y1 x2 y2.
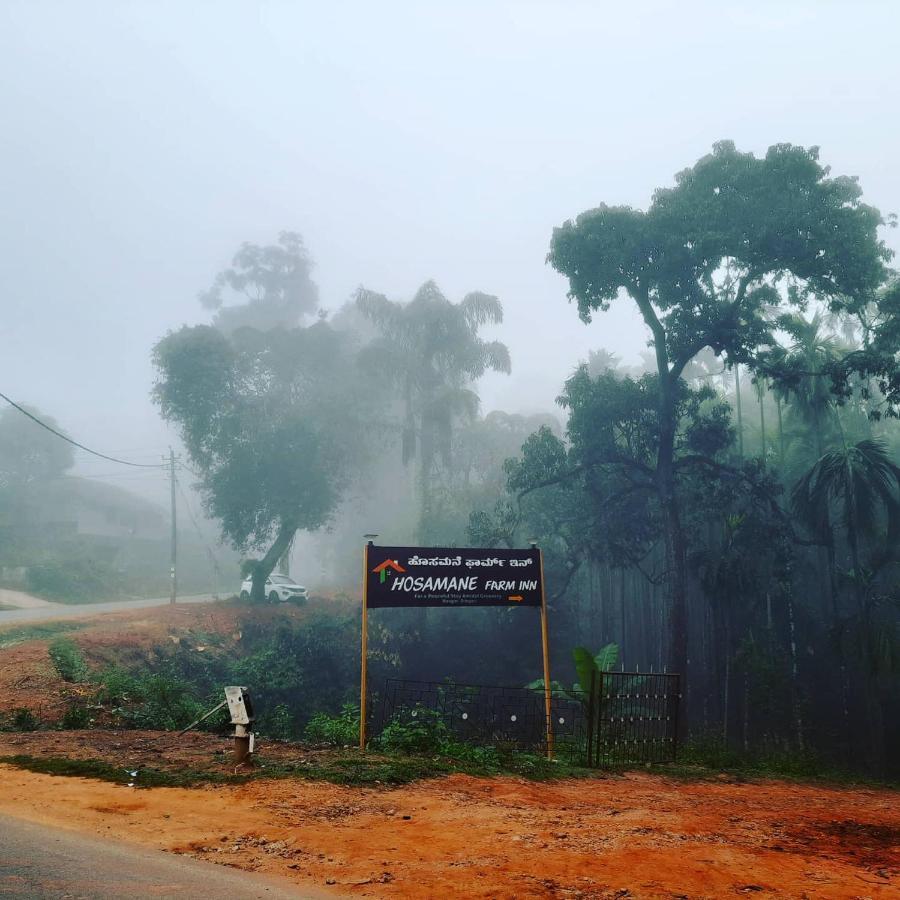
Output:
269 575 297 585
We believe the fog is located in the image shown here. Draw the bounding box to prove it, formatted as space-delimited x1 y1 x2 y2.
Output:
3 2 898 478
2 1 900 777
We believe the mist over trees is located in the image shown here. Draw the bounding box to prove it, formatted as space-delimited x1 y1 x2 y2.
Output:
144 141 900 775
355 281 511 542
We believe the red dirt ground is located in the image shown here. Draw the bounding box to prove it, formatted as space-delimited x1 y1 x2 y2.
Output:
0 752 896 899
1 603 897 898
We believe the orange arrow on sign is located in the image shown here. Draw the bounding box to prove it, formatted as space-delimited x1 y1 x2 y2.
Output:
509 595 523 602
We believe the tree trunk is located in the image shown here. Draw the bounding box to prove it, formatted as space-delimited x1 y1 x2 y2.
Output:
278 533 294 576
657 391 689 715
758 378 766 461
776 396 785 467
251 521 297 603
734 364 744 459
786 593 803 751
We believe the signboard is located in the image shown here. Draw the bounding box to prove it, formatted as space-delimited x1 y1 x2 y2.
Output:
359 541 553 756
365 545 543 608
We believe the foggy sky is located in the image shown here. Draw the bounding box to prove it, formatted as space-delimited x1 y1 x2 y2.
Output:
2 0 899 502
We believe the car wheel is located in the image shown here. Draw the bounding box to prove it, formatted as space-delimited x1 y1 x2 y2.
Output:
240 591 250 602
268 591 280 604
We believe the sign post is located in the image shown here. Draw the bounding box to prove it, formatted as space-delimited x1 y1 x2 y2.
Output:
537 545 553 758
359 542 552 755
359 540 371 750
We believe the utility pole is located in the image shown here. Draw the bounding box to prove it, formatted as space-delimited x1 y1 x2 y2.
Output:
169 448 177 604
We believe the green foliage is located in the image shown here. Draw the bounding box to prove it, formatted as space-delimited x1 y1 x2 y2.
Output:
153 309 369 599
573 644 614 693
92 668 210 731
677 736 859 783
60 703 91 729
10 708 39 731
0 755 238 788
1 748 588 789
48 638 88 683
0 403 74 486
356 280 511 541
793 438 900 565
547 140 893 681
528 644 621 707
82 609 365 739
373 707 451 755
232 613 360 728
26 558 119 603
263 704 297 741
124 673 209 731
304 703 359 746
198 231 319 334
549 141 889 346
0 621 83 650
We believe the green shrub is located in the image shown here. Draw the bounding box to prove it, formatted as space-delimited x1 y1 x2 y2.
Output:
60 704 91 729
373 707 451 755
48 638 88 683
10 708 39 731
679 734 827 778
93 667 142 706
304 703 359 746
26 559 118 603
262 704 297 741
94 669 208 731
126 673 208 731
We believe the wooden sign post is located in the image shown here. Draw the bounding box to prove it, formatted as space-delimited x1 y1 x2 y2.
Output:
358 542 552 755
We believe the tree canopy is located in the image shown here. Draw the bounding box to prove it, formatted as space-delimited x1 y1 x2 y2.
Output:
0 403 74 487
198 231 320 335
548 141 894 685
152 320 365 599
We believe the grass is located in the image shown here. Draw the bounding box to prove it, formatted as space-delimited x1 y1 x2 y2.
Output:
0 755 241 787
656 739 900 790
0 621 85 649
2 743 894 791
0 747 599 789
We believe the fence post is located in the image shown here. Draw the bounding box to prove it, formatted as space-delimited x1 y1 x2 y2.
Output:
671 673 681 762
586 670 596 768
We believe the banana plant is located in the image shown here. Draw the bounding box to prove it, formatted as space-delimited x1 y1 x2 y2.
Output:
526 642 620 703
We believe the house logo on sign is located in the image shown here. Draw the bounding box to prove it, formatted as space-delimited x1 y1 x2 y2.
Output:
372 558 406 584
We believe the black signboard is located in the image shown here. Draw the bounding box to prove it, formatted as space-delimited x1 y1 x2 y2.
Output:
365 545 543 609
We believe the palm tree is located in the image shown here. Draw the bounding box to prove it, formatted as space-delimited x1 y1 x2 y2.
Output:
778 312 845 459
585 348 620 378
356 281 511 539
792 438 900 773
792 439 900 587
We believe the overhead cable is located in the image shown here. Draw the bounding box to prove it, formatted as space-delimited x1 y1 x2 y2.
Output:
0 390 166 469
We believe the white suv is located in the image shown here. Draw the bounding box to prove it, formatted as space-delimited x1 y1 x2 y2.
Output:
239 574 309 603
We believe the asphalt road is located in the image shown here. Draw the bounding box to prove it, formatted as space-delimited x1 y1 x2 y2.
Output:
0 594 220 627
0 813 328 899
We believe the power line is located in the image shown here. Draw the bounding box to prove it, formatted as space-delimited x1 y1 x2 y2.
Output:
0 391 166 469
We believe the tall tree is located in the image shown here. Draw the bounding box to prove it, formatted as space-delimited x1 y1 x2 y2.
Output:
548 141 891 684
199 231 319 335
356 280 511 540
793 438 900 771
152 321 365 601
772 312 846 459
0 404 74 487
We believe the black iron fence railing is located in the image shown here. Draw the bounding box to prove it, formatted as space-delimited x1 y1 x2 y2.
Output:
371 673 681 767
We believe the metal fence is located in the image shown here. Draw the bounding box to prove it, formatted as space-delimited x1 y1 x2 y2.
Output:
372 672 681 767
590 671 681 766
